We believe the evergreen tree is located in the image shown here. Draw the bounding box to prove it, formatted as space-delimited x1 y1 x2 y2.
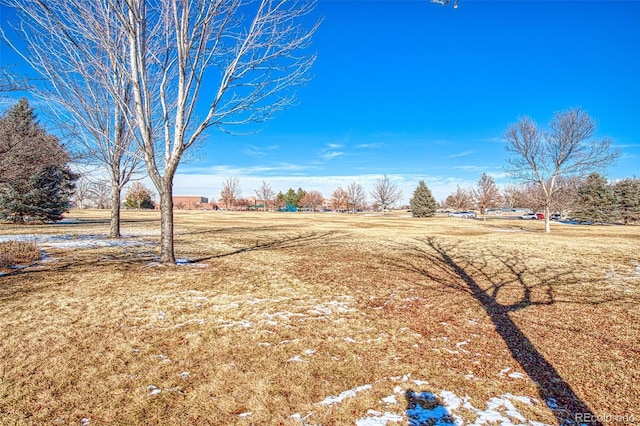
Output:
613 178 640 225
573 173 618 223
0 99 76 222
410 180 436 218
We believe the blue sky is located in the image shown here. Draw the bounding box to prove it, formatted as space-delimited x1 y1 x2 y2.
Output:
2 1 639 203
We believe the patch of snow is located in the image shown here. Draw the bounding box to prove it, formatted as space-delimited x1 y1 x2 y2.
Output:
508 372 526 379
381 395 398 404
278 338 302 345
413 380 429 386
498 367 511 376
147 385 161 396
0 233 150 249
238 412 252 417
319 384 372 406
81 419 90 426
179 372 190 379
217 319 252 328
174 319 205 328
290 413 313 422
176 258 209 268
287 355 306 362
158 311 166 320
356 410 403 425
344 337 358 343
406 391 455 425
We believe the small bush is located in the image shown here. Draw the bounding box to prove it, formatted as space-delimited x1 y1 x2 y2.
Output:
0 240 41 268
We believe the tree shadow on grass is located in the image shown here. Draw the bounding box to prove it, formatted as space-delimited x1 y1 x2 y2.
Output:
0 231 335 301
388 237 631 426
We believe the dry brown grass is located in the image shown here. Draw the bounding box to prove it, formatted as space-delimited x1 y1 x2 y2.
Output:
0 240 41 269
0 210 638 425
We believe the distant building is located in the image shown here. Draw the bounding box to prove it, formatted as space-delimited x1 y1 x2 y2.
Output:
173 196 209 210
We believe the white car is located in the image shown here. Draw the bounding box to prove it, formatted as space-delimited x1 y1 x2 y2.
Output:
448 211 476 218
517 213 538 220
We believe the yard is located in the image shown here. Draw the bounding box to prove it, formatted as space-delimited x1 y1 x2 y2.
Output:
1 210 638 425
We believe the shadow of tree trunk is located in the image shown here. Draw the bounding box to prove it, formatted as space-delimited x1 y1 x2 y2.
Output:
398 237 602 425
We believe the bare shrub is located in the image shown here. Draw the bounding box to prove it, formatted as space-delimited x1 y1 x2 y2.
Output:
0 240 40 268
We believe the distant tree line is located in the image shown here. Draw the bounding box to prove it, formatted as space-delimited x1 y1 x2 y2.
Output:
442 172 640 225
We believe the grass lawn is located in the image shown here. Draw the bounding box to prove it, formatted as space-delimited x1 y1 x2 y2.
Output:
1 210 638 425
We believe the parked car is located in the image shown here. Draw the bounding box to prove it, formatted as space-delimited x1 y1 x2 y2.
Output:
536 213 544 220
550 213 564 221
448 211 477 218
517 213 538 220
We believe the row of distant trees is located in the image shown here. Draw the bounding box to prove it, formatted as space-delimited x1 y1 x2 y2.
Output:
441 173 640 224
216 175 403 213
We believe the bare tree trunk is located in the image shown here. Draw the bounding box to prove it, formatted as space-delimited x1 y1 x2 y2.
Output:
159 181 175 264
544 204 551 233
109 183 121 238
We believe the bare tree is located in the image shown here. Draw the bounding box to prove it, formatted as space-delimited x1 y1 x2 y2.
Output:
87 179 113 210
2 0 143 238
472 173 502 220
220 177 242 210
106 0 319 263
445 184 472 211
331 187 348 212
505 108 619 233
300 190 323 212
73 176 93 210
254 180 275 212
370 175 402 212
346 181 367 213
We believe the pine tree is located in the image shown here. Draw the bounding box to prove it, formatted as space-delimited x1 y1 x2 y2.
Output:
613 178 640 225
573 173 618 223
410 181 436 218
0 99 76 222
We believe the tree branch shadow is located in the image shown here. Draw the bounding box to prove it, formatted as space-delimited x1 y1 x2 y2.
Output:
388 237 624 425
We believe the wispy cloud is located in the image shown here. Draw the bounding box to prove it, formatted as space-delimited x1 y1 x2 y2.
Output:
321 151 344 160
448 150 475 158
356 143 383 149
318 143 345 161
242 144 280 157
453 165 484 171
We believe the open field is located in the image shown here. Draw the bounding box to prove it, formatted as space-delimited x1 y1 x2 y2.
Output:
1 210 639 425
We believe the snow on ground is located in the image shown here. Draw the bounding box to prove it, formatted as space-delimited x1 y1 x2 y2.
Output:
357 383 548 426
319 384 373 406
0 233 150 249
309 375 549 425
357 410 404 425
